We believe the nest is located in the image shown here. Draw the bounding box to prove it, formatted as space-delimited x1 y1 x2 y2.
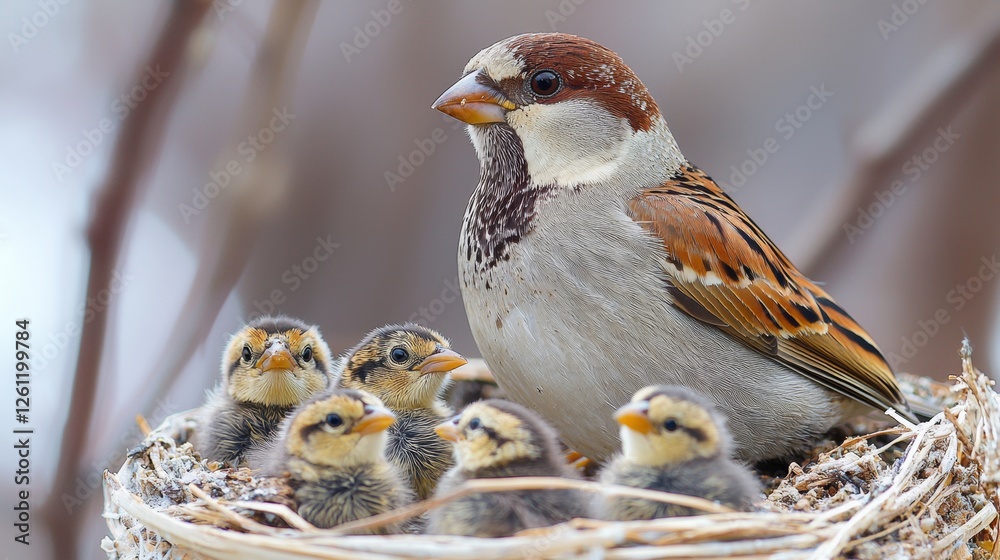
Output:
103 341 1000 559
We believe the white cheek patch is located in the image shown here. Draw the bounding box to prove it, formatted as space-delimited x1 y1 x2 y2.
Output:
507 98 630 188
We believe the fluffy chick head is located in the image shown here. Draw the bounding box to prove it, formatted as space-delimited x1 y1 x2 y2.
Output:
285 389 395 468
338 324 467 410
614 386 729 467
435 399 559 473
222 316 332 407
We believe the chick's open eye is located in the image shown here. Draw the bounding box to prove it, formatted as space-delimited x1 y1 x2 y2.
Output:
326 414 343 428
663 418 679 432
302 346 313 362
241 345 253 363
468 417 481 431
530 70 560 97
389 346 409 364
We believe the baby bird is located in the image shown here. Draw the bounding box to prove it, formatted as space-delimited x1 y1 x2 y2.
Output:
258 389 414 532
428 399 586 537
199 316 333 465
336 324 467 499
597 386 760 521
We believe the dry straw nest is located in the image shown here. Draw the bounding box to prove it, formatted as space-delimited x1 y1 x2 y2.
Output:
103 341 1000 559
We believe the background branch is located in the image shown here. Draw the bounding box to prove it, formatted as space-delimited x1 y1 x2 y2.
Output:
788 12 1000 275
41 2 211 558
136 0 320 417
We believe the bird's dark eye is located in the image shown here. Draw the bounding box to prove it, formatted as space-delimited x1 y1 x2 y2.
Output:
326 414 343 427
530 70 560 97
389 346 409 364
241 345 252 363
468 417 481 430
663 418 679 432
302 346 313 362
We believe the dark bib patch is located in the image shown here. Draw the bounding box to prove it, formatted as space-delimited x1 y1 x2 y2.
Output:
462 125 551 271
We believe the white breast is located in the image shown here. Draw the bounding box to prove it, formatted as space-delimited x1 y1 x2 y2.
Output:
459 188 844 462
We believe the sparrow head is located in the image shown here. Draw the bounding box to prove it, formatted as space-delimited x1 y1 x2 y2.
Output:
435 399 560 474
222 316 333 407
338 324 467 411
284 389 395 468
433 33 680 188
614 386 729 467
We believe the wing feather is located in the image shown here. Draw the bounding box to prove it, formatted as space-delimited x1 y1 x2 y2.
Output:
627 164 913 420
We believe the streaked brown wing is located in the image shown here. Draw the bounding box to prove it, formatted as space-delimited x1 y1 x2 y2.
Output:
627 164 912 420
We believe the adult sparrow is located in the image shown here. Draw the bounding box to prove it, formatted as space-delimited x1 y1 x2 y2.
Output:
595 385 759 521
432 33 916 462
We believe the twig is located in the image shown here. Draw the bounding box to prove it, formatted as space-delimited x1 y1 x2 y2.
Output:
187 484 283 535
934 502 998 554
328 477 734 536
836 426 907 449
42 3 211 559
225 500 319 532
885 407 919 431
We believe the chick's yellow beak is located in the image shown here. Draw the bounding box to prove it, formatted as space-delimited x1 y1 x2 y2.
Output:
417 348 469 376
352 406 396 436
434 420 463 442
432 71 515 125
614 401 653 435
256 344 295 373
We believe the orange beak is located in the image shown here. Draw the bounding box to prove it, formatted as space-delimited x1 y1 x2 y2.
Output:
614 401 653 435
418 348 468 376
256 343 295 373
434 419 463 442
432 71 515 125
352 406 396 436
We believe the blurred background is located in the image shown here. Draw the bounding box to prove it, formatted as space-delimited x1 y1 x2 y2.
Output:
2 0 999 557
